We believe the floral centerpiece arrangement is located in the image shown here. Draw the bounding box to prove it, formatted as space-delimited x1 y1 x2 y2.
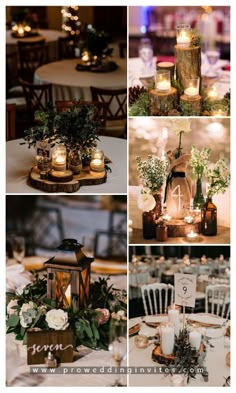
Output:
190 145 211 208
6 275 126 351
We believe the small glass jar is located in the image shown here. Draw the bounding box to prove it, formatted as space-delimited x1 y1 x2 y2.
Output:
138 38 154 73
156 223 168 242
52 145 67 172
160 322 175 355
176 24 191 47
36 156 51 179
184 78 200 97
155 70 171 92
68 149 82 175
201 197 217 236
90 149 105 172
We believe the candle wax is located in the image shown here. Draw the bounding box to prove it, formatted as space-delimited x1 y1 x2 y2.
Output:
184 86 198 96
156 81 170 91
189 331 201 350
177 32 190 46
161 326 175 355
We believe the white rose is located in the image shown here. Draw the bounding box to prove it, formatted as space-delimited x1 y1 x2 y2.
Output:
137 193 156 212
45 309 69 330
172 118 192 135
7 299 18 316
20 301 36 315
19 302 37 328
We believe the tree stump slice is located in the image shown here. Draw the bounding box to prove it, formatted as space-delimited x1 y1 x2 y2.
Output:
180 94 202 115
149 87 178 115
167 218 201 237
152 345 175 365
175 45 201 89
29 166 106 193
48 170 73 183
156 61 175 79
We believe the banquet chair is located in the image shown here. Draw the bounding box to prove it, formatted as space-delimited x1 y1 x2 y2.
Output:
141 283 174 315
6 52 24 99
58 37 75 59
6 104 16 141
90 86 127 138
19 78 53 123
17 38 47 82
205 284 230 319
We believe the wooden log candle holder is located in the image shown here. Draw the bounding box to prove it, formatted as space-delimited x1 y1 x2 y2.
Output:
175 45 201 90
29 166 107 193
152 342 205 365
156 62 175 79
166 218 201 238
180 94 202 115
149 87 178 115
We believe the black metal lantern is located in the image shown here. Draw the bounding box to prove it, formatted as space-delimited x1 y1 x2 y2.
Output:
44 239 94 309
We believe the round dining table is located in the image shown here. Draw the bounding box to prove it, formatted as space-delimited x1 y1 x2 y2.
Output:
129 314 230 387
6 136 127 194
34 57 127 103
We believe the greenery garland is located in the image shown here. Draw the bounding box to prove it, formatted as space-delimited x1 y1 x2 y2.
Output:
6 275 127 350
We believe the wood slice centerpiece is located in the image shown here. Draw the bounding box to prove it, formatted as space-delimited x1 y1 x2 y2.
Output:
152 342 205 365
167 218 201 238
149 87 178 115
180 94 202 115
175 45 201 89
29 166 107 193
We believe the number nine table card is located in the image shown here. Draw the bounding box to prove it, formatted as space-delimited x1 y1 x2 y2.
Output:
174 273 197 307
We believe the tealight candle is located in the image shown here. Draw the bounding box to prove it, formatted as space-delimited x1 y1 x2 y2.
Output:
163 213 171 222
155 70 171 92
184 215 194 224
189 330 201 350
207 85 219 100
52 145 67 172
90 149 105 172
187 230 199 241
24 25 31 32
184 78 200 97
160 322 175 355
17 25 25 37
176 24 191 48
82 51 90 62
212 109 227 117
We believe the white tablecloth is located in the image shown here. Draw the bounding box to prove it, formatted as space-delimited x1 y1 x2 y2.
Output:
34 58 127 103
129 315 230 387
6 137 127 193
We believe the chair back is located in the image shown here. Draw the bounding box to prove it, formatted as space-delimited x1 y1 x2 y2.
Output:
141 283 174 315
19 78 52 122
58 37 75 59
6 52 19 96
119 42 127 58
205 284 230 319
90 86 127 120
17 38 46 82
6 103 16 141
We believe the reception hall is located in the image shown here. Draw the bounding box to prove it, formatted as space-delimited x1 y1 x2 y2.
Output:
6 6 127 194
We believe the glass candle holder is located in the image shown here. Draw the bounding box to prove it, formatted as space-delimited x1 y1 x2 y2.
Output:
160 322 175 355
184 78 200 97
36 156 51 179
176 24 191 47
155 70 171 92
211 104 228 117
52 145 67 172
90 149 105 172
207 85 219 100
138 38 154 74
68 149 82 175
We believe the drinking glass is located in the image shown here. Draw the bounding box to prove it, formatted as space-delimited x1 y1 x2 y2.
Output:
108 315 127 386
206 47 220 77
12 236 25 264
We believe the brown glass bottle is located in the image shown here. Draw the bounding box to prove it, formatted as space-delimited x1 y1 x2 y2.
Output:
201 197 217 236
156 224 168 242
142 212 155 239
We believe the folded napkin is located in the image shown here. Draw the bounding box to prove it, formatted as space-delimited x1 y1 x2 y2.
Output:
6 264 32 292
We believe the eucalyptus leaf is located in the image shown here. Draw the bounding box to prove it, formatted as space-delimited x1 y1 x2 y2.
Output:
7 314 20 327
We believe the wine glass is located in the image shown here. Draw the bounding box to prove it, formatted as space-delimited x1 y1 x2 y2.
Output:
12 236 25 264
205 47 220 78
108 315 127 386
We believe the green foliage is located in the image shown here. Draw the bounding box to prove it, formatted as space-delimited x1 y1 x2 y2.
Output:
205 158 230 197
178 101 200 116
201 89 230 116
84 26 113 57
136 155 168 193
190 29 202 47
129 92 150 116
190 145 211 179
171 78 184 97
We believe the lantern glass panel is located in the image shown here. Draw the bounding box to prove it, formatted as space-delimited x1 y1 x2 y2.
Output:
55 271 72 308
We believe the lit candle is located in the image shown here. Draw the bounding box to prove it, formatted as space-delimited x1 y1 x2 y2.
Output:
155 70 171 92
160 323 175 355
163 213 171 222
212 109 227 117
90 158 104 172
65 285 71 307
24 25 31 32
208 86 219 100
12 24 18 32
168 305 180 336
52 145 67 172
82 51 90 62
184 215 193 224
156 80 171 91
189 330 201 350
177 31 191 47
184 85 198 96
187 230 199 241
17 25 25 37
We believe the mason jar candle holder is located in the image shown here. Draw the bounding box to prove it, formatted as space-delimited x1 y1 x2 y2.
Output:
36 156 51 179
155 70 171 92
176 24 191 48
90 149 105 172
68 149 82 175
184 78 200 97
52 145 67 172
211 104 228 117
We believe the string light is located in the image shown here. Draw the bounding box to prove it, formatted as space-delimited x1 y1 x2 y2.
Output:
61 6 80 37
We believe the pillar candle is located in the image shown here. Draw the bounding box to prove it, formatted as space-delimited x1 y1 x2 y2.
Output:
168 308 180 336
160 324 175 355
189 331 201 350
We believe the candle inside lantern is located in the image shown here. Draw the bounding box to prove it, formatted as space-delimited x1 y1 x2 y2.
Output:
189 330 201 350
155 70 171 92
65 284 71 307
160 322 175 355
168 305 180 336
90 149 105 172
184 78 199 97
176 24 191 48
52 145 67 172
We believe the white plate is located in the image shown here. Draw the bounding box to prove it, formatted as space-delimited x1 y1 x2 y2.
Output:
144 315 168 323
187 313 224 326
6 264 24 274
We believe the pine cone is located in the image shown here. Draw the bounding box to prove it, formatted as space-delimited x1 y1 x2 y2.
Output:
191 35 200 47
129 85 146 104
